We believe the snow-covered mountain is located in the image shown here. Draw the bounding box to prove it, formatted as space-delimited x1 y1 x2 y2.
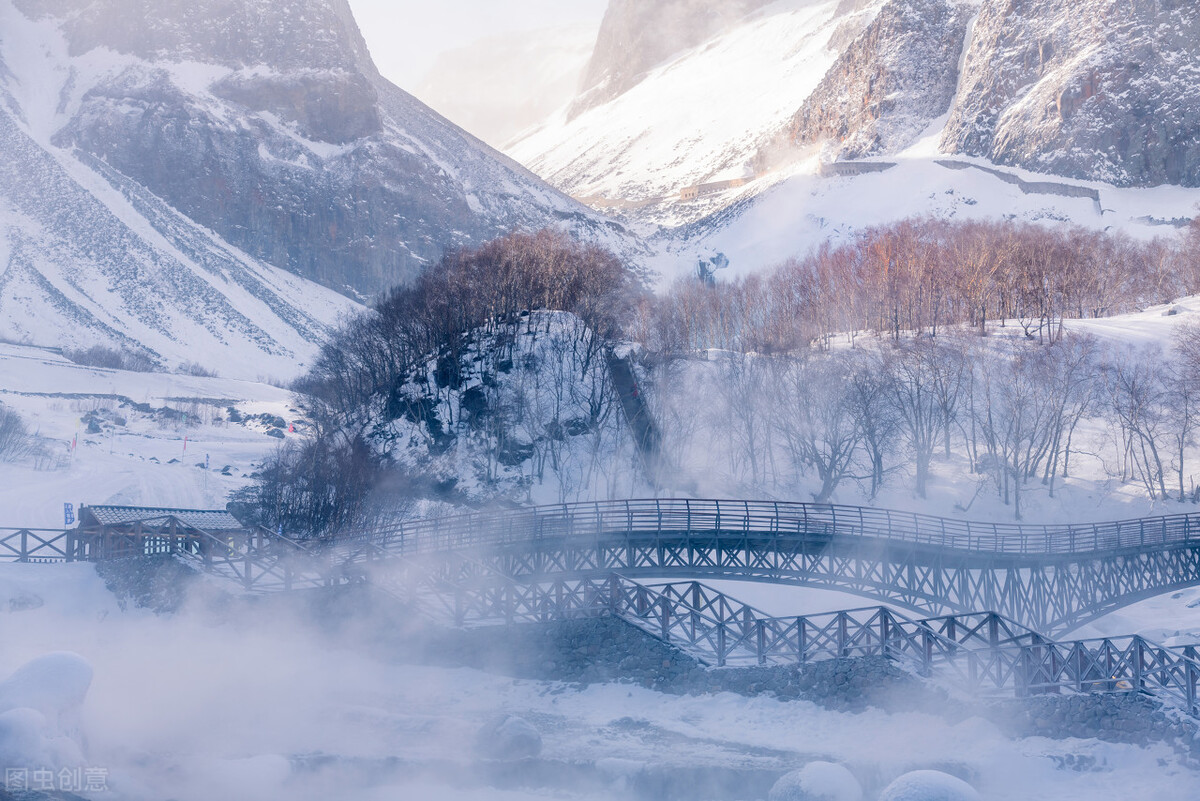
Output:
509 0 1200 273
0 0 639 376
509 0 868 226
0 13 358 380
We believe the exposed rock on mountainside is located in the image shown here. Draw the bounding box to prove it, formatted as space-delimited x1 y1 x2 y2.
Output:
5 0 632 302
784 0 971 159
516 0 1200 245
571 0 773 118
0 41 355 378
942 0 1200 188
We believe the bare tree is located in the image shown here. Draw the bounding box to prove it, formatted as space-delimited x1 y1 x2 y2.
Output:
1167 321 1200 501
846 355 901 499
1104 347 1170 500
883 341 944 498
771 356 863 503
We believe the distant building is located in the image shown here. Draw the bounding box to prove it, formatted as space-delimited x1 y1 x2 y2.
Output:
679 177 749 201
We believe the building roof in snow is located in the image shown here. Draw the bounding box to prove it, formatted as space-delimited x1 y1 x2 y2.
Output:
81 505 245 531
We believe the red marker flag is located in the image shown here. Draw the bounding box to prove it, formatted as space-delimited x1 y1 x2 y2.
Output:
183 435 188 453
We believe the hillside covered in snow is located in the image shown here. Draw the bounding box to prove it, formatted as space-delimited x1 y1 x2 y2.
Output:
0 0 642 374
508 0 1200 279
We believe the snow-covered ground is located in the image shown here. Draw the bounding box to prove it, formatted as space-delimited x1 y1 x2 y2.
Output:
648 124 1200 283
0 343 300 527
3 561 1200 801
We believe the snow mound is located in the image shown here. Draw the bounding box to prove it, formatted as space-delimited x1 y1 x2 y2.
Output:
0 652 93 722
0 652 93 770
879 770 981 801
769 760 864 801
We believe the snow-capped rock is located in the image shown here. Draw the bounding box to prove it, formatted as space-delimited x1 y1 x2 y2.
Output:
768 761 864 801
474 714 543 760
878 770 981 801
782 0 972 160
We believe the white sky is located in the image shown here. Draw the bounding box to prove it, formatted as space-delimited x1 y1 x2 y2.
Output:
347 0 607 89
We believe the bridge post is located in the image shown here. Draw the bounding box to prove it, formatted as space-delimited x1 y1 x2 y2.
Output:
716 623 727 667
19 529 27 563
1133 639 1145 691
756 620 766 665
837 612 848 658
880 609 891 657
1185 646 1198 714
1074 644 1086 693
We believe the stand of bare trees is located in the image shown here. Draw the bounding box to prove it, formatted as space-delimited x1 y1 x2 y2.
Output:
633 218 1200 356
648 321 1200 516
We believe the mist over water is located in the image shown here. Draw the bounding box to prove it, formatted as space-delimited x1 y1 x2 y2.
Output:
2 558 1199 801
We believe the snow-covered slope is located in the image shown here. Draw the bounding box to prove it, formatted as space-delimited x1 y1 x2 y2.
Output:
653 133 1200 280
0 0 639 373
510 0 1200 262
508 0 882 228
0 342 305 527
0 63 357 378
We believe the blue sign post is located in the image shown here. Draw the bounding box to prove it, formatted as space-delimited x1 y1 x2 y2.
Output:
64 503 75 526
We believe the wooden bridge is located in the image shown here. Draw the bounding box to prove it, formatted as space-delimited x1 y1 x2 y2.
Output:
336 498 1200 635
4 498 1200 715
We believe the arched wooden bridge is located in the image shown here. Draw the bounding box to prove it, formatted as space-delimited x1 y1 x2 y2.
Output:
337 498 1200 636
5 499 1200 635
5 499 1200 715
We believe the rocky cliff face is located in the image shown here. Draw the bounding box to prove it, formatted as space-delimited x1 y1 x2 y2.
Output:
943 0 1200 188
785 0 970 159
571 0 773 118
7 0 633 300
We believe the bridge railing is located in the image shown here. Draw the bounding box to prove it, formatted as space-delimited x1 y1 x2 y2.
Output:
422 568 1200 714
0 528 71 562
346 499 1200 560
7 499 1198 564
